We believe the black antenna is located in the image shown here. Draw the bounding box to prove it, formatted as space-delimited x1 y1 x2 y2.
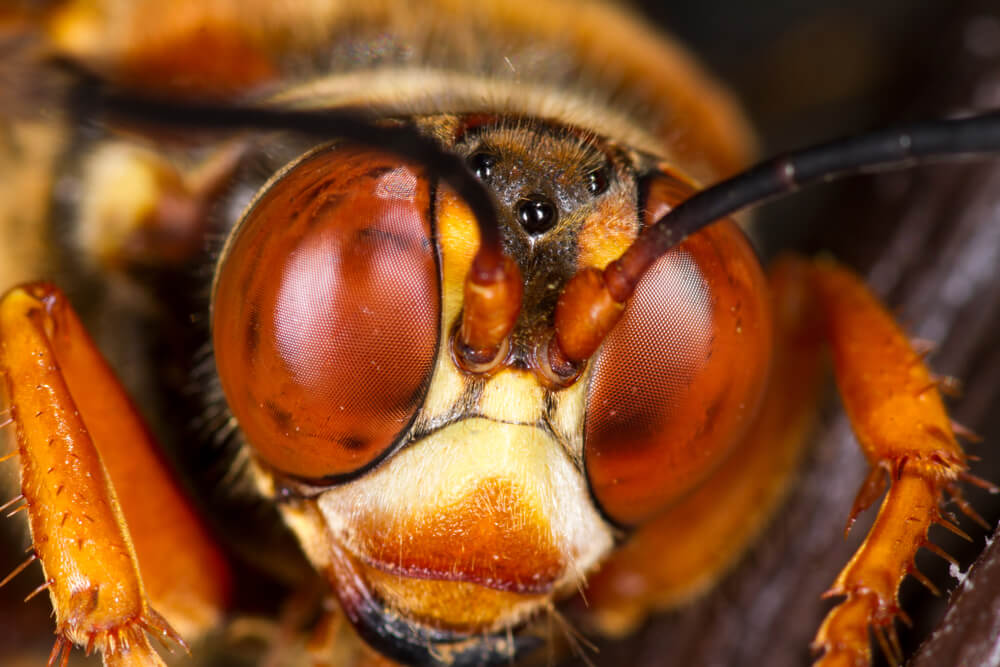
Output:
609 111 1000 300
59 64 1000 294
64 65 506 273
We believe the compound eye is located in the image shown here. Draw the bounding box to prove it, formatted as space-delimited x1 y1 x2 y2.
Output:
583 172 772 526
213 145 439 481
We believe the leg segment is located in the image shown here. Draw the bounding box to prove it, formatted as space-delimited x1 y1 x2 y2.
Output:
808 259 985 666
0 283 231 664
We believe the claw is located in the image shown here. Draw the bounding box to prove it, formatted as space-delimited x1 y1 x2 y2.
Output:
921 540 959 567
48 635 70 667
874 622 903 667
845 464 888 538
946 484 991 530
959 470 999 494
907 564 940 596
142 607 190 654
936 515 972 542
950 420 983 443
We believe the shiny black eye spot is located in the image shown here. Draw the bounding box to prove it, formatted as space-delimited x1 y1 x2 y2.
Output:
586 168 609 196
468 151 498 181
517 194 558 235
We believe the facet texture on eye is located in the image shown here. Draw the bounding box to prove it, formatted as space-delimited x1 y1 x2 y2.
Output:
213 145 440 481
586 249 713 447
584 221 772 526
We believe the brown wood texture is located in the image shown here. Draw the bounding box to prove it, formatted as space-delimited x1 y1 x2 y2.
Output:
911 523 1000 666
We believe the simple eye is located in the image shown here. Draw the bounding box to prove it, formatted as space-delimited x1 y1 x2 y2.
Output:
583 173 772 526
213 145 440 481
468 151 498 180
585 168 609 196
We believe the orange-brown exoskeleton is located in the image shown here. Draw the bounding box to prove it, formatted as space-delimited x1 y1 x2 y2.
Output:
1 1 999 666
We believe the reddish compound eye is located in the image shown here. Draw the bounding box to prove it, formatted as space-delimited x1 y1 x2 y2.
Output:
213 145 439 481
584 173 773 526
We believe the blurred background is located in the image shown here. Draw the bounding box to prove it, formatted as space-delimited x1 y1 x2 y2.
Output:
1 1 998 665
637 0 989 254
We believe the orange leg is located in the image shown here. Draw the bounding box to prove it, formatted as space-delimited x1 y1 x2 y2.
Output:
0 283 231 665
807 259 988 666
